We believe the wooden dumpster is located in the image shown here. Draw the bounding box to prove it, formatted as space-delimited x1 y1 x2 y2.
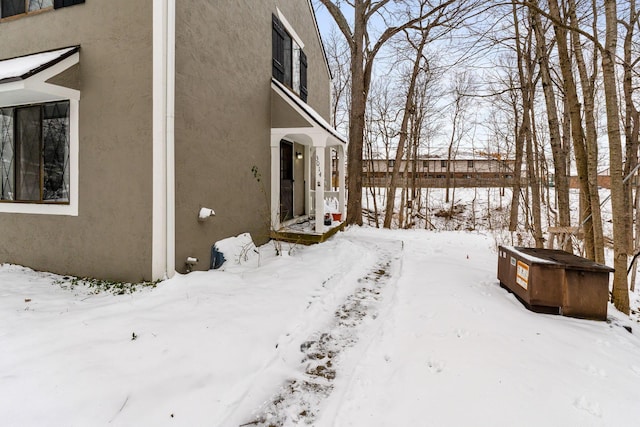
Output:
497 246 614 320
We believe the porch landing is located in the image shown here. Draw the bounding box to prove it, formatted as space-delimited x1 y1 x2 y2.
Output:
271 218 346 244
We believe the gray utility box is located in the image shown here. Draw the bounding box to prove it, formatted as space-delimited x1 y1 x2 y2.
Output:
497 246 614 321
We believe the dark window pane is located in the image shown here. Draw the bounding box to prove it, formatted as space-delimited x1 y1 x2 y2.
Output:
283 33 292 87
15 106 41 201
300 50 308 102
54 0 83 8
42 101 69 201
0 108 15 200
272 14 293 88
272 15 285 82
1 0 26 18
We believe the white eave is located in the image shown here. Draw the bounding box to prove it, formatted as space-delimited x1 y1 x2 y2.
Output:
271 78 346 146
0 46 80 106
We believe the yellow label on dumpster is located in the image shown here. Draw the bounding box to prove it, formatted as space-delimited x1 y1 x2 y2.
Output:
516 261 529 289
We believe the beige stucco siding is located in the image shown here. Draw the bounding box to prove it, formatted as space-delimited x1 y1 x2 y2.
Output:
0 1 154 281
174 0 333 272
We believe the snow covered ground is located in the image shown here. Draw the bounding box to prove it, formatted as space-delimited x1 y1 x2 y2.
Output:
1 227 639 426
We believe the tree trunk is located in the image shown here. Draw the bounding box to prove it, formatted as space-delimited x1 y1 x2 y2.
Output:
383 30 428 229
547 0 595 260
602 0 630 314
528 100 544 248
622 0 640 263
568 0 605 262
345 2 367 226
509 4 526 232
531 7 571 249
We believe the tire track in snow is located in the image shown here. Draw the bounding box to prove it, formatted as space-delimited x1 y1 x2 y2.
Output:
239 238 403 426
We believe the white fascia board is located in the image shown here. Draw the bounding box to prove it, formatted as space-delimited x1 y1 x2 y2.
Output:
28 82 80 101
0 80 26 93
304 0 332 80
277 7 305 49
271 79 346 145
0 52 80 106
0 47 77 81
35 52 80 85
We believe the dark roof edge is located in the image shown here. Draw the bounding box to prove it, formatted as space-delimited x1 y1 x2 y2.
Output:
0 45 80 85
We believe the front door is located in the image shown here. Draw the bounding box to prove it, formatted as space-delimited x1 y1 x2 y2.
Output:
280 140 294 222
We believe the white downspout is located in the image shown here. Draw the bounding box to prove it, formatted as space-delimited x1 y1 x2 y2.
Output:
152 0 167 280
152 0 175 280
166 0 176 277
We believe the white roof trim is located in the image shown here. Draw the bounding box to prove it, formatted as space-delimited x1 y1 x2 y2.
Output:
305 0 332 80
271 78 347 145
276 7 305 49
0 47 80 107
0 47 78 83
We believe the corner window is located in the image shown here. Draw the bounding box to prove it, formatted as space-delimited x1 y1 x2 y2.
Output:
0 101 70 203
272 14 308 102
1 0 51 18
1 0 82 19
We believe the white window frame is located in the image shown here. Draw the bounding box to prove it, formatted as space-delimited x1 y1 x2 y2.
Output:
0 50 80 216
276 8 305 50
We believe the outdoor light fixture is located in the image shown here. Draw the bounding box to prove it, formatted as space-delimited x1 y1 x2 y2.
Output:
296 152 303 160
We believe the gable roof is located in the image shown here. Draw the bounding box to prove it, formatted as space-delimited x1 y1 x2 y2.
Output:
0 46 79 84
0 46 80 106
271 78 346 145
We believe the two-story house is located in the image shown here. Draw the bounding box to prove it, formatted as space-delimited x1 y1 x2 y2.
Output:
0 0 346 281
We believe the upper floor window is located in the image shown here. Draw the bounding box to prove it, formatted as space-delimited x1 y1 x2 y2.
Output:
272 14 308 102
0 101 70 203
1 0 83 19
1 0 50 18
388 159 395 168
467 160 474 169
441 160 447 168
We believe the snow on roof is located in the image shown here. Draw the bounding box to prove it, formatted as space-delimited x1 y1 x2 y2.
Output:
0 47 79 83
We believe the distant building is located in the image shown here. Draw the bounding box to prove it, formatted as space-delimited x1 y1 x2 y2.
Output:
363 157 518 188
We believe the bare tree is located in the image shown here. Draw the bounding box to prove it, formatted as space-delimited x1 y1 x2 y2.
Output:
325 27 351 132
567 0 604 262
444 72 473 207
602 0 630 313
316 0 477 225
383 26 430 229
531 5 571 248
